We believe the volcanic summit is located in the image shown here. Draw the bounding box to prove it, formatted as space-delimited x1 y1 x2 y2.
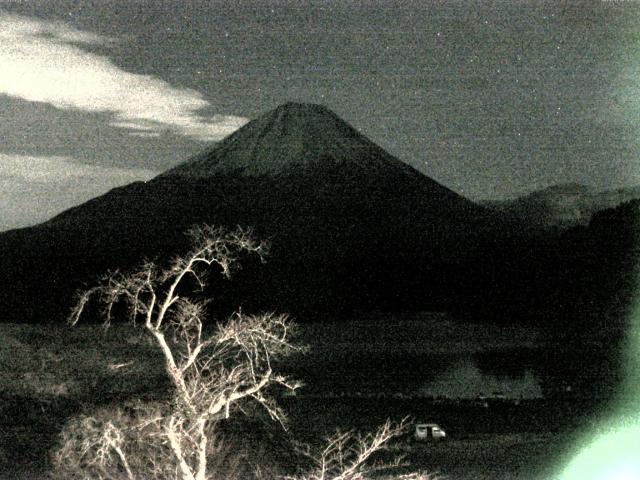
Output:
163 102 423 179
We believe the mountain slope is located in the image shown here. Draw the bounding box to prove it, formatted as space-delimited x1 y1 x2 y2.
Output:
0 102 499 323
161 102 422 179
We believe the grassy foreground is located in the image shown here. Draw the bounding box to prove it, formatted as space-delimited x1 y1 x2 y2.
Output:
0 322 573 479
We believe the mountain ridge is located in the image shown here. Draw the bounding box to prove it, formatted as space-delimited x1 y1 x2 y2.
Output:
481 183 640 229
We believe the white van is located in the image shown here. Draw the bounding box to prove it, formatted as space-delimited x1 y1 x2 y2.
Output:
414 423 446 442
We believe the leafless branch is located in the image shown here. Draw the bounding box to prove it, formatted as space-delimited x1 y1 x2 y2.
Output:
288 418 411 480
57 225 301 480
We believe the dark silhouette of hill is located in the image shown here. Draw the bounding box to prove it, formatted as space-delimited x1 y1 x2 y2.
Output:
0 102 502 323
481 183 640 230
451 199 640 402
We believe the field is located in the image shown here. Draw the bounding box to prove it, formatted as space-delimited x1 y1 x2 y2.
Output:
0 320 599 479
0 394 583 479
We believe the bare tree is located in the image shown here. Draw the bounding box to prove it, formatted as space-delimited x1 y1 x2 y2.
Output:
53 225 301 480
52 225 432 480
289 419 408 480
286 417 443 480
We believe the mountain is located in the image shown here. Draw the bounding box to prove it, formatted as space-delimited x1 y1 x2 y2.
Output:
481 184 596 229
161 102 420 179
0 102 501 323
481 183 640 229
596 185 640 212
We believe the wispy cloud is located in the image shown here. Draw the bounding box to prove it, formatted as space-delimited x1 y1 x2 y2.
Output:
0 12 247 141
0 154 157 231
0 154 157 184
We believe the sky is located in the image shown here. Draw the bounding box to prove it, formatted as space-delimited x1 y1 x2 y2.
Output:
1 0 639 231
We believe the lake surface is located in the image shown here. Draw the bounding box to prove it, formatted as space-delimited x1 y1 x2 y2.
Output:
290 312 546 398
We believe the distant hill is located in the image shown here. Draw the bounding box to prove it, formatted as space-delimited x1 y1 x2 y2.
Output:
0 102 503 323
481 183 640 229
596 185 640 213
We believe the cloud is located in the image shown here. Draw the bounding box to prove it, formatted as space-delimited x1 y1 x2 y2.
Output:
0 94 207 172
0 154 157 231
0 12 247 141
0 154 157 183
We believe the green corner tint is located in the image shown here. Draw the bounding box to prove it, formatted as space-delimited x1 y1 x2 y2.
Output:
558 420 640 480
558 245 640 478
